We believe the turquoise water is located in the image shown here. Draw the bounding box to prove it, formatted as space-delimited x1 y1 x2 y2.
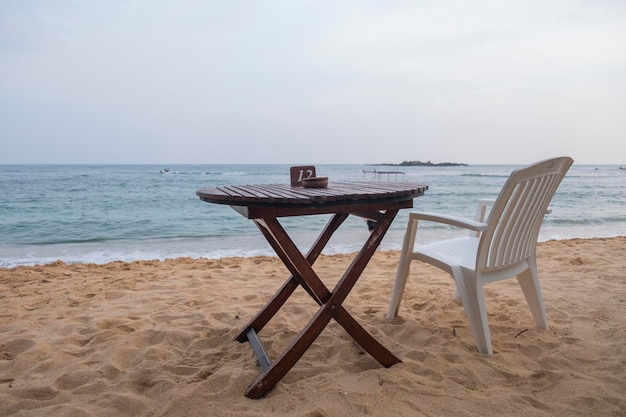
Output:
1 164 624 267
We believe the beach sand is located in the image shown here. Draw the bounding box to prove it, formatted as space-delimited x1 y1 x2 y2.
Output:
1 237 625 416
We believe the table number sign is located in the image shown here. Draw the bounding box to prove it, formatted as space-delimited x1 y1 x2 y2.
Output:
290 165 316 186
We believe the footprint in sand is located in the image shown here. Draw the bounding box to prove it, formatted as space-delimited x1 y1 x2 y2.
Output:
0 338 36 360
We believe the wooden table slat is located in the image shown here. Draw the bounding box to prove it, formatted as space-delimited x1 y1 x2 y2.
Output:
245 184 324 202
224 185 274 200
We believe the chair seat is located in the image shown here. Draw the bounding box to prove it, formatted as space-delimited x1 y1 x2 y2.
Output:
414 237 479 272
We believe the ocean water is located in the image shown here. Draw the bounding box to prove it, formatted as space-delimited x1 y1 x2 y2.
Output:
1 163 624 267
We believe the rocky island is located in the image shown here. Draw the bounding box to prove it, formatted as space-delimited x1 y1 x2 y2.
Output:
373 160 468 167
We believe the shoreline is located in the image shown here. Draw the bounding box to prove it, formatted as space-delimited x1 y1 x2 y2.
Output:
0 230 626 270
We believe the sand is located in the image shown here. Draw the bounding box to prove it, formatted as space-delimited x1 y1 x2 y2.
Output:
1 237 625 416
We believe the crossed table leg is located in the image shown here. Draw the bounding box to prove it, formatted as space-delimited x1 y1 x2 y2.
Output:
234 209 402 399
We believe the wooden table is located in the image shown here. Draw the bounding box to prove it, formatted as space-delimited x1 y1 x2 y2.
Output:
196 181 428 398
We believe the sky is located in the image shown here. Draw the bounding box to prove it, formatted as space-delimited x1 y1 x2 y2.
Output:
1 1 625 165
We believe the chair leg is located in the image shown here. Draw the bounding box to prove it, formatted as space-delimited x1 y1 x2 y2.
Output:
452 287 461 302
454 268 492 354
387 217 419 319
516 260 549 329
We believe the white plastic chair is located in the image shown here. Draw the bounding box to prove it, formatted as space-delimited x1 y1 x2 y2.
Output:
387 157 573 354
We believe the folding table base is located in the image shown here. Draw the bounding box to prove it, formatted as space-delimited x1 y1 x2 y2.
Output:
235 210 402 399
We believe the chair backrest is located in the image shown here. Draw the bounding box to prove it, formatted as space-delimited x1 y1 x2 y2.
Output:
477 157 573 272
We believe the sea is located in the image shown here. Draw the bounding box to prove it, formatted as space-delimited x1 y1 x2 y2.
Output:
1 164 624 268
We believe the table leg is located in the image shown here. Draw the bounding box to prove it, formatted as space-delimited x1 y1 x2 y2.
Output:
241 209 401 398
245 302 334 398
333 307 400 368
234 213 349 343
317 208 402 367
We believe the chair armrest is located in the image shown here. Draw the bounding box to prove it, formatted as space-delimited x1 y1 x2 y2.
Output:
471 199 496 236
409 212 488 232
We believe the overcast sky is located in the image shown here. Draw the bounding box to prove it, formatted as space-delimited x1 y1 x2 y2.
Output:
1 1 625 165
